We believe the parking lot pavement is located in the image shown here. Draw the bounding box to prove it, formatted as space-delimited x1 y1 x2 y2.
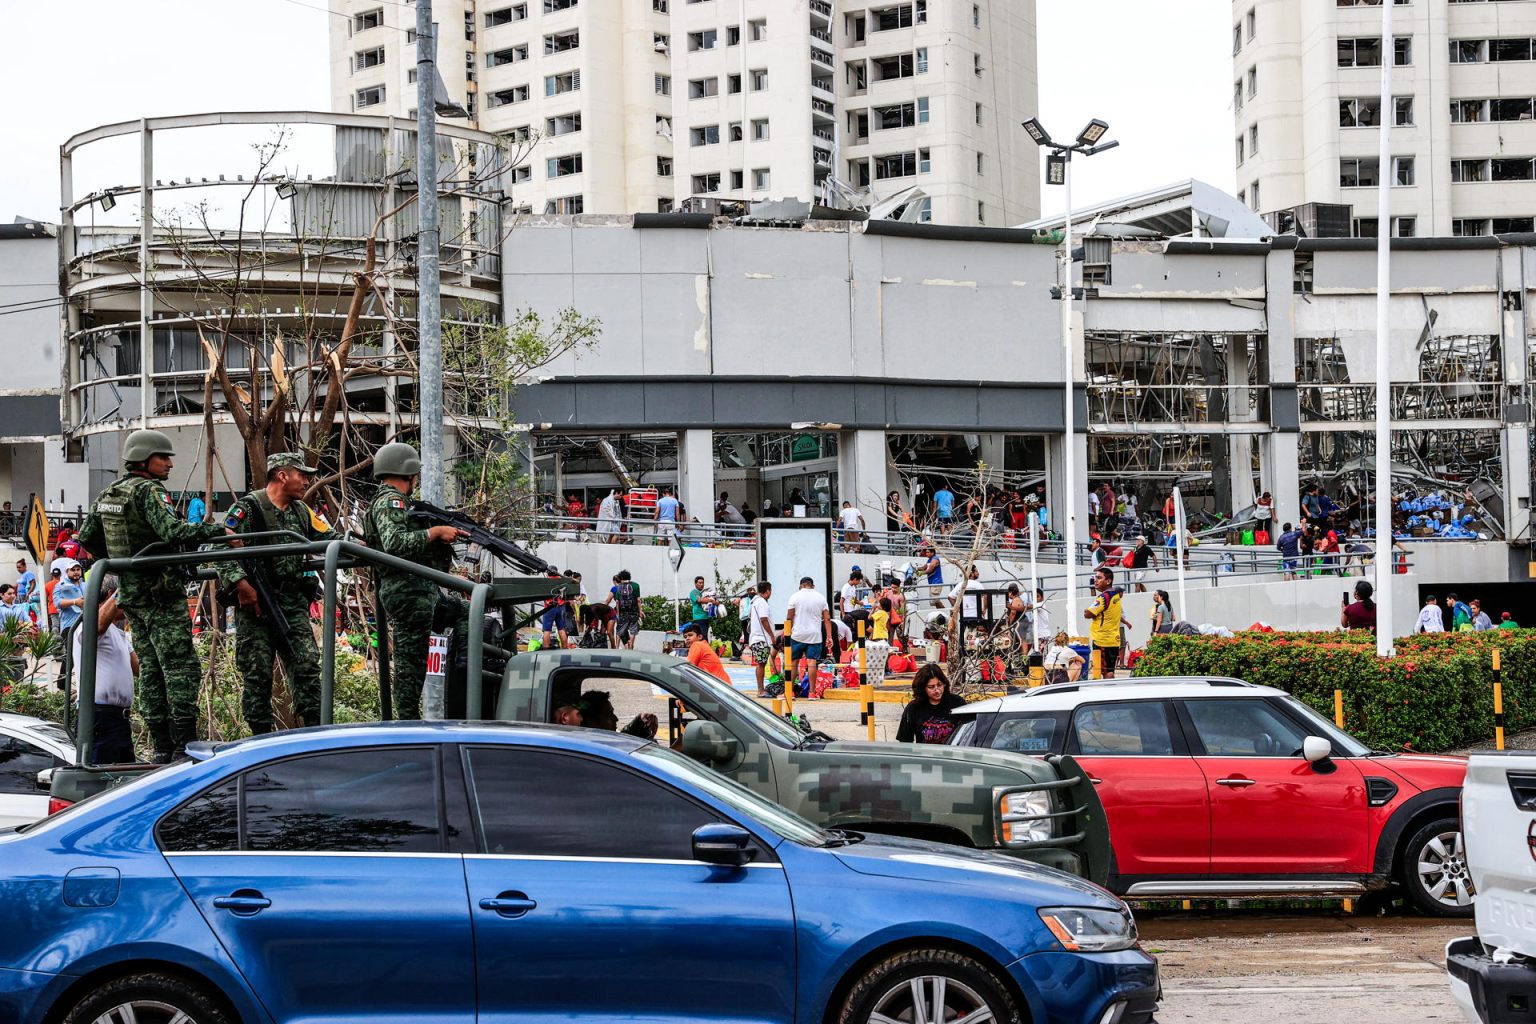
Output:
1141 911 1466 1023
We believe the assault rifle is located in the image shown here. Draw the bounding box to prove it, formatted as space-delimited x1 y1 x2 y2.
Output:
408 500 555 575
220 560 297 665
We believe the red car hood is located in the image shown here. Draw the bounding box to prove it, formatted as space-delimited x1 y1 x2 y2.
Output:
1367 753 1468 793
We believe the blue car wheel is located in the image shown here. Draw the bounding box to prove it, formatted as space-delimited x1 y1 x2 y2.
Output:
62 972 233 1024
837 948 1022 1024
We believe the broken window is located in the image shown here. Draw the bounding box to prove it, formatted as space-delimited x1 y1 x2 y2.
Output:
354 85 385 109
544 195 584 215
487 45 528 66
1450 39 1486 62
354 47 385 71
874 152 918 178
1393 157 1415 186
1491 97 1535 121
872 4 914 30
544 30 579 54
689 124 720 146
1340 98 1382 127
1491 37 1533 61
689 77 719 99
1452 159 1490 182
1451 100 1487 123
545 71 580 95
1493 217 1536 232
546 154 583 178
1491 158 1536 180
875 102 917 129
546 113 582 136
1339 157 1380 187
691 173 721 193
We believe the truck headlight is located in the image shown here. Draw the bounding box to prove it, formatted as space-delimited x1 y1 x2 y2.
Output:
995 787 1052 845
1037 906 1138 952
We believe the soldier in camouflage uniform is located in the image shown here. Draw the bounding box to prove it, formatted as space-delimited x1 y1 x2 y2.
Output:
362 443 468 719
76 430 225 760
215 453 331 733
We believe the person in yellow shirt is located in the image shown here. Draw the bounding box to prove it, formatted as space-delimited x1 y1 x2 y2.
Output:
867 597 892 687
1083 566 1125 675
682 621 731 683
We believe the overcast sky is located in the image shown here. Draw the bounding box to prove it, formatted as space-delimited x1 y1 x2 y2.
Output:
0 0 1233 223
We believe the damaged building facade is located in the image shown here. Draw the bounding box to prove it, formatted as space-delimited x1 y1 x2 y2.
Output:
509 213 1535 577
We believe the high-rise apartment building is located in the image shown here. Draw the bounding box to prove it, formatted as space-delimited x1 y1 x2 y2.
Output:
1234 0 1536 237
329 0 1038 224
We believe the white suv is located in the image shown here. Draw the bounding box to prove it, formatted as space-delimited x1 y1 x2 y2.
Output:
0 713 74 829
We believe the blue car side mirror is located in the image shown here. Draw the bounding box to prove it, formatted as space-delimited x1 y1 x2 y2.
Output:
692 823 758 867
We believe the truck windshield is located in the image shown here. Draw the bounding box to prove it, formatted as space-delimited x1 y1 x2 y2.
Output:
635 744 831 847
1278 695 1370 757
674 664 805 748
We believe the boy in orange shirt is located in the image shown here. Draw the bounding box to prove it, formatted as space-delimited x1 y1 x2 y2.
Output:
682 621 731 683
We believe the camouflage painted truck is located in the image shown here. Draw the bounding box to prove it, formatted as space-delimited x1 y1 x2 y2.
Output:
497 650 1112 884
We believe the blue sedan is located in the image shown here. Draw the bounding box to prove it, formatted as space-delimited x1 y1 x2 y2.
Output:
0 722 1158 1024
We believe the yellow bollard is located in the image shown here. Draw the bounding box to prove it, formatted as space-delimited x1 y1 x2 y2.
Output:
860 683 876 741
1494 649 1505 751
1181 899 1192 911
1089 648 1103 680
1334 689 1345 730
772 697 783 717
1029 661 1045 688
1343 898 1355 913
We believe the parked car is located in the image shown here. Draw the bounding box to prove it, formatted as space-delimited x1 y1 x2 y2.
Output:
0 713 73 829
948 677 1471 915
3 722 1159 1024
1447 752 1536 1023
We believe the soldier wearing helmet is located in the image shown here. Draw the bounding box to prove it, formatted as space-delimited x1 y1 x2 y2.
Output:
215 452 332 734
363 442 468 719
76 429 225 760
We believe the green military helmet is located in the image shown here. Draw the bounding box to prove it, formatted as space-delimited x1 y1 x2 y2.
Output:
373 442 422 479
123 428 176 465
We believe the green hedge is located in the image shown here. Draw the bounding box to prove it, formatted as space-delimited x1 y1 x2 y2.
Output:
1134 628 1536 753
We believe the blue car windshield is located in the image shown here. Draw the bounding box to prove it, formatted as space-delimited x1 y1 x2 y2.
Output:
634 745 831 847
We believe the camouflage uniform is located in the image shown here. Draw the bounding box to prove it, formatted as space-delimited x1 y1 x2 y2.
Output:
363 485 466 719
77 473 223 755
215 455 331 733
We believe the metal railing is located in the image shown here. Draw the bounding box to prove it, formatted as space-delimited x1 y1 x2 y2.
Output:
525 515 1405 588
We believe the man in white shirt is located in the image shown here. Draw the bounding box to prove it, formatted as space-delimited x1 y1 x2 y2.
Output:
838 501 866 549
746 582 776 696
782 576 831 692
1415 594 1446 633
74 581 139 763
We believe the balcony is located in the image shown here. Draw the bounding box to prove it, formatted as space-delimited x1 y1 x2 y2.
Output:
810 46 834 68
811 96 835 119
811 27 831 44
809 0 832 20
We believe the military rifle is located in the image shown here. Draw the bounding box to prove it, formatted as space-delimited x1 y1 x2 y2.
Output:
408 500 555 575
222 561 298 665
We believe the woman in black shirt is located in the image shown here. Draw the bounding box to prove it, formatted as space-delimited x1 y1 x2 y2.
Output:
896 665 968 744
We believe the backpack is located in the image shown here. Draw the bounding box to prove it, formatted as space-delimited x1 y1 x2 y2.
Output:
614 582 639 616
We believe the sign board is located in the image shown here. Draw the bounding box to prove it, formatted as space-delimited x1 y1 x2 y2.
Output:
24 494 49 566
756 518 834 627
421 633 450 719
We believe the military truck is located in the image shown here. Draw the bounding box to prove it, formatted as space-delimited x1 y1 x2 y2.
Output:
498 650 1111 884
48 539 1110 887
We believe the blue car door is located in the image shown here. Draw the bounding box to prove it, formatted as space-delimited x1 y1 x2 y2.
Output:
160 746 475 1024
460 745 797 1024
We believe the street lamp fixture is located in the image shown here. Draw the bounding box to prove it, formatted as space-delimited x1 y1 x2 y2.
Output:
98 192 116 212
1020 114 1120 625
274 180 298 200
1076 118 1110 147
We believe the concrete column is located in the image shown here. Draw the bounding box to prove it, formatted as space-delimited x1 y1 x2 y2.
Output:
1045 431 1087 540
1262 433 1302 529
837 429 889 531
675 429 715 524
1228 335 1257 512
1502 425 1532 545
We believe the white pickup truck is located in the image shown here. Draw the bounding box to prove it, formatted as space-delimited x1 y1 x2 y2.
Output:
1447 752 1536 1023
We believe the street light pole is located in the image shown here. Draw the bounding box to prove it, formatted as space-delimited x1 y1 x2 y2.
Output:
1021 117 1118 626
416 0 445 505
1060 151 1078 624
1374 0 1395 656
